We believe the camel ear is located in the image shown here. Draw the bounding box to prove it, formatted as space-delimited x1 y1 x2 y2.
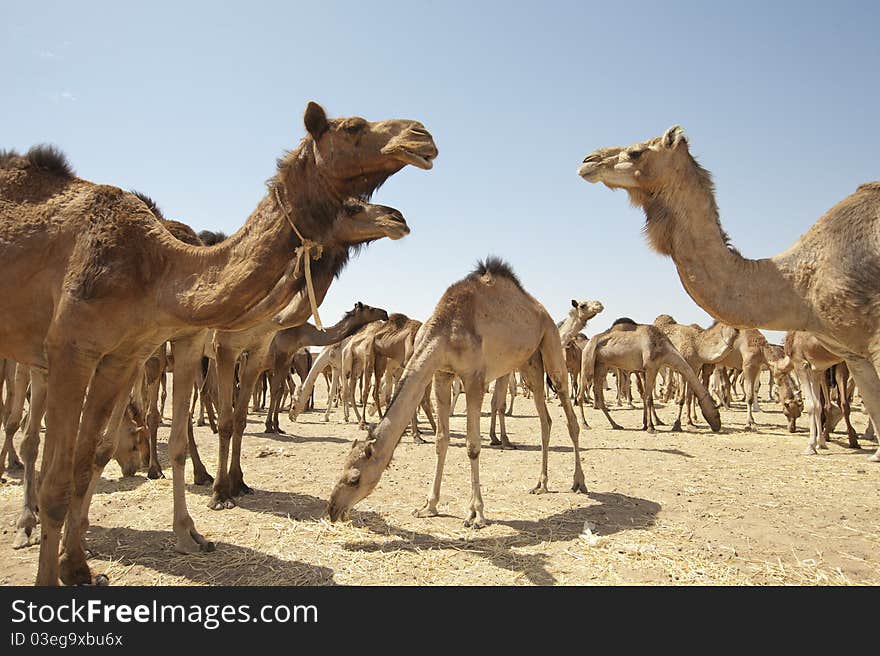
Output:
662 125 686 149
304 102 329 139
571 299 578 308
355 301 363 310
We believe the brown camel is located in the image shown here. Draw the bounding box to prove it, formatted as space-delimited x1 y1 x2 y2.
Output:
327 258 588 528
785 331 861 452
0 103 436 585
577 318 721 433
579 127 880 461
261 303 389 434
652 316 737 431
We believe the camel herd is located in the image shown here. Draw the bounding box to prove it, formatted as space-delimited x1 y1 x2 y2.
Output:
1 105 878 586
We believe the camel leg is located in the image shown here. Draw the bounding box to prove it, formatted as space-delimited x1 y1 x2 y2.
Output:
228 351 266 497
643 367 658 434
842 357 880 461
414 372 453 518
145 372 164 479
420 385 437 433
209 346 238 510
462 375 488 528
488 375 515 448
264 370 283 434
0 364 28 479
597 367 623 430
159 370 168 421
325 370 339 423
836 364 859 448
743 364 760 431
13 368 46 549
59 353 138 586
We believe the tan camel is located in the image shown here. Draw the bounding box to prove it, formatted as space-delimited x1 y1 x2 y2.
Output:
652 316 737 431
579 126 880 461
327 258 588 528
261 303 389 433
289 335 363 423
785 331 861 452
0 103 436 585
577 318 721 433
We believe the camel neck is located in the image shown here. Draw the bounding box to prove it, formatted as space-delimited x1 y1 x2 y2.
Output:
558 313 584 347
645 162 814 332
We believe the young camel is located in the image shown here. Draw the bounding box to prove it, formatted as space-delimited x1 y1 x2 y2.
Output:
327 258 588 528
0 104 436 586
785 331 860 452
579 126 880 461
577 319 721 433
261 303 389 434
652 316 738 431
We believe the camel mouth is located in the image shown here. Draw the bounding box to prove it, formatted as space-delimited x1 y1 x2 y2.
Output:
578 162 601 181
380 214 410 240
326 501 345 522
387 147 435 170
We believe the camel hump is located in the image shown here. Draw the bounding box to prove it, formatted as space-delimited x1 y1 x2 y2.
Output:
856 181 880 194
162 220 203 246
130 190 165 221
471 256 524 291
1 144 76 178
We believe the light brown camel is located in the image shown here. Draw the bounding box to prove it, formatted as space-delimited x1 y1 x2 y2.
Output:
785 331 861 452
652 316 738 431
327 258 588 528
289 339 353 423
577 318 721 433
261 303 389 434
579 126 880 461
0 103 436 585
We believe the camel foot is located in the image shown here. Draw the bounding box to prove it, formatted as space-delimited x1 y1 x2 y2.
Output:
818 442 829 450
501 440 518 450
571 479 588 494
804 446 819 456
847 437 861 449
197 419 206 427
59 552 94 586
208 491 237 510
743 424 755 433
147 465 165 480
6 456 23 472
412 434 428 445
175 529 216 554
867 452 880 462
464 512 488 529
610 423 623 431
671 421 682 432
645 426 656 434
230 479 253 496
529 483 549 495
12 525 40 549
489 436 502 446
413 503 439 518
192 470 214 486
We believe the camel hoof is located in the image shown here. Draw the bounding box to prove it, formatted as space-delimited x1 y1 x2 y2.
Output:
671 421 682 432
489 437 502 446
94 574 110 586
147 466 166 480
59 554 93 587
867 452 880 462
193 471 214 486
501 441 518 450
413 505 438 518
611 424 623 431
818 443 829 450
464 515 488 529
231 480 253 496
645 427 656 434
12 527 39 549
847 439 860 449
743 425 755 433
413 434 428 445
571 481 588 494
208 494 237 511
803 447 819 456
529 484 549 495
6 458 23 472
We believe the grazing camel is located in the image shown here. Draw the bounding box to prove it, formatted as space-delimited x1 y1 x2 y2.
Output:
577 319 721 433
261 303 389 434
327 258 588 528
785 331 860 452
579 126 880 461
0 103 436 586
652 316 737 431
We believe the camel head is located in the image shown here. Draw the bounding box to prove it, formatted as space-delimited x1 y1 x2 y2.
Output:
114 416 149 478
578 125 689 194
345 301 389 326
327 428 385 521
328 198 410 246
302 102 438 196
700 322 739 361
570 299 604 324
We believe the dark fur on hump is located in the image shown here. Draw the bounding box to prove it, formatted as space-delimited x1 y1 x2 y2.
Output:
386 312 411 330
197 230 229 245
470 256 524 291
612 317 638 326
130 190 165 220
0 144 75 178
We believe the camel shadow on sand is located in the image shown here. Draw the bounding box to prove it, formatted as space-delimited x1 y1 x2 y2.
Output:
340 490 661 585
84 525 336 585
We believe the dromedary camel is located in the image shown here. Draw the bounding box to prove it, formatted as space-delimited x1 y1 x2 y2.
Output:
327 258 588 528
0 102 436 585
579 126 880 460
261 303 389 434
577 319 721 433
652 315 737 431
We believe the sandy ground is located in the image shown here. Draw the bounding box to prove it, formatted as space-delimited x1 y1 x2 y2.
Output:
1 375 878 586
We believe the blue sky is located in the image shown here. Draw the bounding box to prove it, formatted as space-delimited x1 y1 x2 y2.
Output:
2 1 878 342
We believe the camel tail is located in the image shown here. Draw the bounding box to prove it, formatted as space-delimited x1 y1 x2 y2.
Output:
661 347 721 432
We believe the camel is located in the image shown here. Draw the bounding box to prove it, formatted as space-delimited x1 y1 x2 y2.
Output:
327 258 588 528
0 103 436 586
578 126 880 461
261 303 389 434
489 299 603 445
577 318 721 433
289 339 353 423
785 331 861 452
652 316 738 431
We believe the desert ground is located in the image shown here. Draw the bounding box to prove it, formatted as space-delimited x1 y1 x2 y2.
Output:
1 374 878 586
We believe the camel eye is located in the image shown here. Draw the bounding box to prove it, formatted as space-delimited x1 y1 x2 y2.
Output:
628 150 643 160
344 121 365 135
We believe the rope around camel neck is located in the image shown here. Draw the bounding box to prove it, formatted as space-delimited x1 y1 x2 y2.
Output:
273 187 325 331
